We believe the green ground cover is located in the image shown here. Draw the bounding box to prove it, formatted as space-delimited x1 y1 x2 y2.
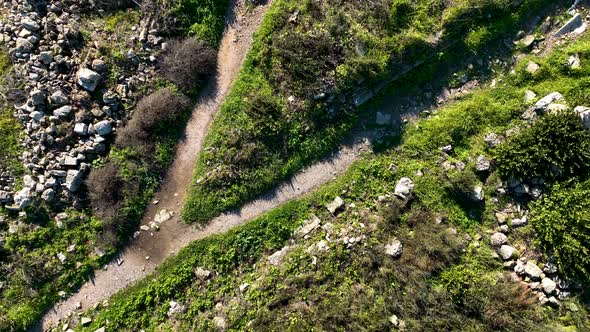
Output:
76 27 590 332
183 0 562 224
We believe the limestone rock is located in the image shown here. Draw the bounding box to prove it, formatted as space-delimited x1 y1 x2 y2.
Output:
76 68 101 91
394 177 414 200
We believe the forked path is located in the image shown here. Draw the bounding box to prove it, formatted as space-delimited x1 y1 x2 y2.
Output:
40 0 372 329
40 0 269 328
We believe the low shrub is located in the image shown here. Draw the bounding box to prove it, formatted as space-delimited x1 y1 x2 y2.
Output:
494 112 590 181
87 161 125 220
116 88 190 153
159 38 216 93
530 179 590 282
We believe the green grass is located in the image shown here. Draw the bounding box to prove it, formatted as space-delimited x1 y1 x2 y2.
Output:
75 26 590 332
0 51 23 177
182 0 562 224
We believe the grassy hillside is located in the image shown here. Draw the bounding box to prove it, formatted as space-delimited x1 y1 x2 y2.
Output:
75 29 590 332
182 0 562 223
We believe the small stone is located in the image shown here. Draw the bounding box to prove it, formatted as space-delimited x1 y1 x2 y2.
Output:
239 283 250 292
167 300 185 317
394 177 415 200
521 35 535 48
74 123 88 136
510 216 527 227
296 214 321 237
92 59 107 72
57 252 66 263
80 317 92 326
473 185 484 201
268 246 290 266
490 232 508 246
326 196 345 214
51 90 69 106
94 120 112 136
213 316 226 330
384 239 403 258
53 105 72 118
38 51 53 64
194 267 212 279
498 245 516 260
64 170 83 192
21 18 41 31
41 188 56 202
534 92 564 111
524 90 537 103
524 261 544 280
475 155 490 172
30 89 46 106
526 61 540 74
541 277 557 295
484 133 503 148
76 68 101 92
568 54 581 69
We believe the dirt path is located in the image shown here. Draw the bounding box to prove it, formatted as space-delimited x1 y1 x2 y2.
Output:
39 0 270 329
39 4 584 329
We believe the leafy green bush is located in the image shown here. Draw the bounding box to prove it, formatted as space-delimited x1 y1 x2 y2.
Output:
495 112 590 181
530 180 590 282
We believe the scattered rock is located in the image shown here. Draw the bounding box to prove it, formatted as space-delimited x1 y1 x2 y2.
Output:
76 68 101 92
490 232 508 246
194 267 212 280
74 122 88 136
524 90 537 103
472 185 484 201
541 277 557 295
574 106 590 131
167 300 185 317
326 196 345 214
484 132 503 148
213 316 226 330
80 317 92 326
475 155 490 172
296 214 321 237
268 246 290 266
498 245 516 260
534 92 564 111
94 120 112 136
554 13 583 37
384 239 403 258
568 54 581 69
524 261 544 280
526 61 540 74
394 177 414 200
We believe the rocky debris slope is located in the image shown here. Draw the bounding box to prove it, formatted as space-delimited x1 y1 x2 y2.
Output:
0 0 165 213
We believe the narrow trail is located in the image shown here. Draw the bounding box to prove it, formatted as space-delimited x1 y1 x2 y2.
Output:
38 3 583 329
40 0 271 329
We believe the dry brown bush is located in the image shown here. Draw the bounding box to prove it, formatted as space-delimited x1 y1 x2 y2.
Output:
115 88 190 151
87 161 124 219
160 38 216 92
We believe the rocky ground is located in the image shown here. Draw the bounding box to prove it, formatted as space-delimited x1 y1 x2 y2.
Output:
0 0 164 213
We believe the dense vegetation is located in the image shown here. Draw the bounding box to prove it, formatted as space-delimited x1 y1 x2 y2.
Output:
530 180 590 283
77 28 590 332
183 0 561 223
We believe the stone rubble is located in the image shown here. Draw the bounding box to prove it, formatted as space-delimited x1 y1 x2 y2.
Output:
0 0 167 215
